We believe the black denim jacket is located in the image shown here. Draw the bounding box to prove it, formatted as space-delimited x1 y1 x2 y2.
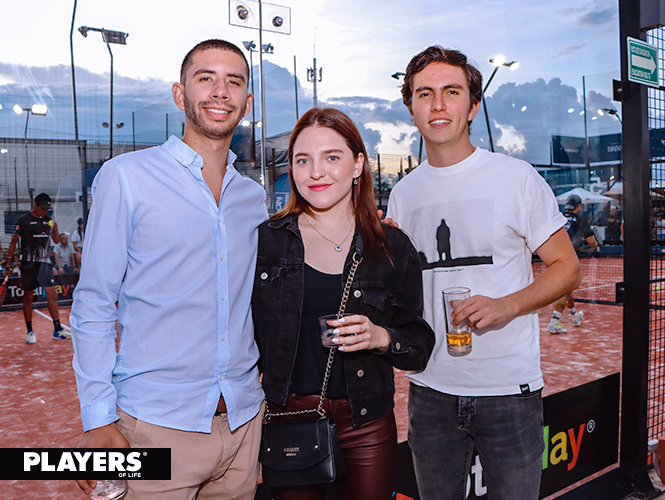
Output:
252 215 435 427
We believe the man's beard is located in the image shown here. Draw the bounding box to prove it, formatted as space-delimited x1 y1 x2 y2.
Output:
184 95 245 140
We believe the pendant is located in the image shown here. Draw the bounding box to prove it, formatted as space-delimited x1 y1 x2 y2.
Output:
334 245 342 252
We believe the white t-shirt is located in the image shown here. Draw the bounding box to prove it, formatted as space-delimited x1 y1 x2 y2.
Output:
387 147 565 396
72 229 85 250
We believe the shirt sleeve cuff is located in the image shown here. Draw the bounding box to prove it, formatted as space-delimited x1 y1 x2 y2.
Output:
80 401 119 432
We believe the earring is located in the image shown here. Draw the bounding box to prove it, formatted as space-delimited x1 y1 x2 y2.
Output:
353 178 358 186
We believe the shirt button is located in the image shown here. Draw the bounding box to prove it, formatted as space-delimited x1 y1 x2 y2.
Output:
356 369 364 378
221 335 226 341
395 342 401 350
353 290 361 298
360 408 367 416
220 254 224 260
261 272 268 280
221 294 226 300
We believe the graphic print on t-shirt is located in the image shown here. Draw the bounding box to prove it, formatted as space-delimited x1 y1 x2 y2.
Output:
410 200 494 270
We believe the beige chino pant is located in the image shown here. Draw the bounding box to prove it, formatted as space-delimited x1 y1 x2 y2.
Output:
116 404 264 500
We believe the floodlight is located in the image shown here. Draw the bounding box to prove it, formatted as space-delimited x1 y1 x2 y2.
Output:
229 0 291 34
491 55 506 67
243 41 256 51
31 104 48 116
237 5 250 20
101 30 129 45
391 72 405 80
13 105 23 114
79 25 129 159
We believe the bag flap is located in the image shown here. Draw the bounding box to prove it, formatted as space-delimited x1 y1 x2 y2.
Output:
260 418 334 470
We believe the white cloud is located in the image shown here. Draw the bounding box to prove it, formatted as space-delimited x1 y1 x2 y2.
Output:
494 121 526 155
364 121 416 155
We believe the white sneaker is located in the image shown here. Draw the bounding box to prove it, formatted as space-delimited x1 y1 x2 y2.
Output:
547 321 568 334
26 331 36 344
572 311 584 327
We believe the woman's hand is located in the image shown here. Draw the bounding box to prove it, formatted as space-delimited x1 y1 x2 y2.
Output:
325 314 391 353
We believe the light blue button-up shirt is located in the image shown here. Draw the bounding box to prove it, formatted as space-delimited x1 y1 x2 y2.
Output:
71 136 267 433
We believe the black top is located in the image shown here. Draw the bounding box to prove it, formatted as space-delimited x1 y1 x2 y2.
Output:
253 215 435 427
290 264 347 398
565 211 594 249
15 212 53 263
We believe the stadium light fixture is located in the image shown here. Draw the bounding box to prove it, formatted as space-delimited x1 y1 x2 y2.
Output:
79 25 129 159
602 108 622 123
231 0 291 208
482 55 519 152
14 103 48 207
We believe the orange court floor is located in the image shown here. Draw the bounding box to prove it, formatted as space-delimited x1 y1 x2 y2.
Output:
0 301 625 499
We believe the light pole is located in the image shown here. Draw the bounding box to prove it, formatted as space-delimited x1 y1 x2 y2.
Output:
230 0 291 212
79 26 129 160
243 40 274 161
482 55 518 152
14 104 48 207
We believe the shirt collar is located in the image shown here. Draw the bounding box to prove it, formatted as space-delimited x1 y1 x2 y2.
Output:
162 135 238 170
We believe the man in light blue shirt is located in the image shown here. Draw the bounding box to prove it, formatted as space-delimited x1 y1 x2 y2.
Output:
71 39 267 500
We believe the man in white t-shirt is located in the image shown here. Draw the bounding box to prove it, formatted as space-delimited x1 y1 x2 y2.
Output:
387 46 581 500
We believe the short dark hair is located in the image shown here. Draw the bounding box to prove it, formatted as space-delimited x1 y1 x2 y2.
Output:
401 46 483 114
180 39 249 84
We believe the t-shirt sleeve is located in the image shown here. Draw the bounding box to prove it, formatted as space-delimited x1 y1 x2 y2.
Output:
524 171 566 253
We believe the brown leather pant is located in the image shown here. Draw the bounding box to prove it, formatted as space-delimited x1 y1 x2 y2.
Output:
267 394 397 500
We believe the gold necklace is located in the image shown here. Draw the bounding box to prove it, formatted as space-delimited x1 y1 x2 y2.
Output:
303 216 354 252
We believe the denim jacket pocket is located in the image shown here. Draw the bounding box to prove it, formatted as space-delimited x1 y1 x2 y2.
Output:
358 284 400 312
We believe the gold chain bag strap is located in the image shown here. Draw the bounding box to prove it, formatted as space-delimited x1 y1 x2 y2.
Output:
259 252 362 487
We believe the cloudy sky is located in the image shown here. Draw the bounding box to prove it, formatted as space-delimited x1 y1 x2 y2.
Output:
0 0 623 162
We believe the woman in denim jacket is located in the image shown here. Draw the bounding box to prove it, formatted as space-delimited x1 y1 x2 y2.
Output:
252 107 434 500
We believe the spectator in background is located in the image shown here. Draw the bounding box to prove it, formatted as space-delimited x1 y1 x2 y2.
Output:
605 205 623 245
0 240 6 275
72 217 85 268
10 254 20 276
53 232 78 274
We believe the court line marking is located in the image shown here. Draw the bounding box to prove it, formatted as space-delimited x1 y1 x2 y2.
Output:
34 309 71 332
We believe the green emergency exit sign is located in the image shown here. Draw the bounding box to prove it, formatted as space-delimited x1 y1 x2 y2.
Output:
628 37 659 87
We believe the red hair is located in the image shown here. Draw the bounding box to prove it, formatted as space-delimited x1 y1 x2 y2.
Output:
274 107 390 262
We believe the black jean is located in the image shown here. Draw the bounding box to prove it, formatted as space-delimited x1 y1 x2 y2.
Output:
268 394 397 500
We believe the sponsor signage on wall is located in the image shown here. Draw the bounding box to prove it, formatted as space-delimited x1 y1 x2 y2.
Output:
1 275 78 308
388 373 620 500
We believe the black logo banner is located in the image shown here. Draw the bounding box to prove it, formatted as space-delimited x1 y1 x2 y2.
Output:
0 448 171 480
